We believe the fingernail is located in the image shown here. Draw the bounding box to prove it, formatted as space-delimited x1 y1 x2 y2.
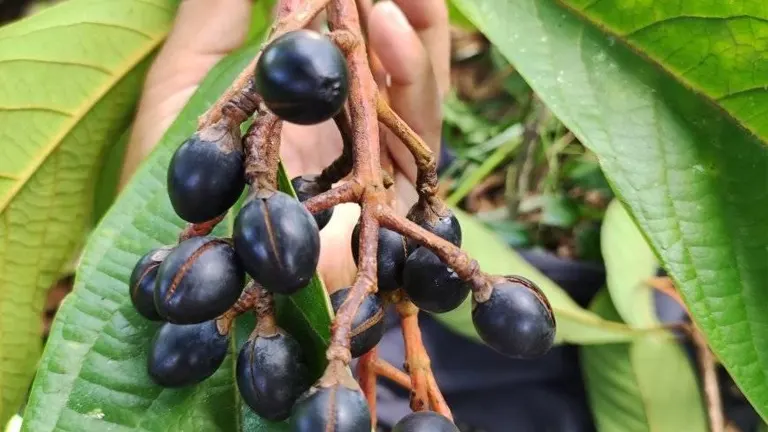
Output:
378 1 411 30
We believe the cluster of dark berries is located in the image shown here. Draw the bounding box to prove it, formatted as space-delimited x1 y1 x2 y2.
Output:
125 25 557 431
127 29 355 426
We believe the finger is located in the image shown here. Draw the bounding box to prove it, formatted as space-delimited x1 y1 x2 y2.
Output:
391 0 450 97
369 2 442 187
120 0 252 188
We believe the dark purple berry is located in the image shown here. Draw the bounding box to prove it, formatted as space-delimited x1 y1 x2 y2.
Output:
406 206 462 254
147 319 229 388
472 276 556 358
403 247 470 313
233 191 320 295
167 124 245 223
154 236 245 324
236 329 310 421
351 224 406 292
393 411 460 432
129 247 170 321
291 174 334 230
290 383 371 432
330 288 385 358
255 29 349 125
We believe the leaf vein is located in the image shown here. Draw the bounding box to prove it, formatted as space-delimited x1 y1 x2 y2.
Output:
0 33 167 214
0 22 156 43
0 58 113 75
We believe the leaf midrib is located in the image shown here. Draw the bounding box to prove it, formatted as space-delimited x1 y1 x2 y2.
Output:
0 25 166 213
553 0 768 147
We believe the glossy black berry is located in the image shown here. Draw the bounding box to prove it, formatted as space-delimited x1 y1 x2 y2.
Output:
154 236 245 324
129 247 170 321
403 247 470 313
255 29 349 125
236 330 310 421
406 206 462 254
233 191 320 295
290 383 371 432
351 224 406 292
393 411 460 432
472 276 556 359
291 174 334 230
330 288 385 358
167 125 245 223
147 319 229 388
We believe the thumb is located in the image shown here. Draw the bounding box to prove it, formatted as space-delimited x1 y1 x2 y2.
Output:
120 0 253 188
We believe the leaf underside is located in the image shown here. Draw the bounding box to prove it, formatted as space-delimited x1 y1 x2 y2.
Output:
451 0 768 419
601 200 658 327
581 291 707 432
0 0 177 425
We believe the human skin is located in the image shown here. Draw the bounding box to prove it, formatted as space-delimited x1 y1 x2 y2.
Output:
119 0 450 292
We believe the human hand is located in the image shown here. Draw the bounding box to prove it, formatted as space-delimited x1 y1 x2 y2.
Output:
120 0 450 292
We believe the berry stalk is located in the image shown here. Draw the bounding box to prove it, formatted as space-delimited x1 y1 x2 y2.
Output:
377 207 490 293
317 108 354 186
373 357 411 390
397 300 431 413
178 213 226 242
357 348 378 427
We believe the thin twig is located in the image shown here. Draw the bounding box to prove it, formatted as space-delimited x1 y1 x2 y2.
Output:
376 94 438 199
397 301 430 412
373 358 411 389
178 214 227 242
318 108 355 185
377 207 489 294
357 347 378 428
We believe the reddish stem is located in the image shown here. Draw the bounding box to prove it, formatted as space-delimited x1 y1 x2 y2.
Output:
376 95 438 199
318 108 355 185
327 0 381 186
357 347 378 428
427 371 452 420
326 198 379 363
302 179 362 215
373 358 411 390
397 301 430 412
178 214 227 242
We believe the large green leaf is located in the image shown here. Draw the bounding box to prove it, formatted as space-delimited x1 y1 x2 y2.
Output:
23 38 332 432
601 199 658 327
581 290 707 432
0 0 178 425
451 0 768 419
433 208 656 345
